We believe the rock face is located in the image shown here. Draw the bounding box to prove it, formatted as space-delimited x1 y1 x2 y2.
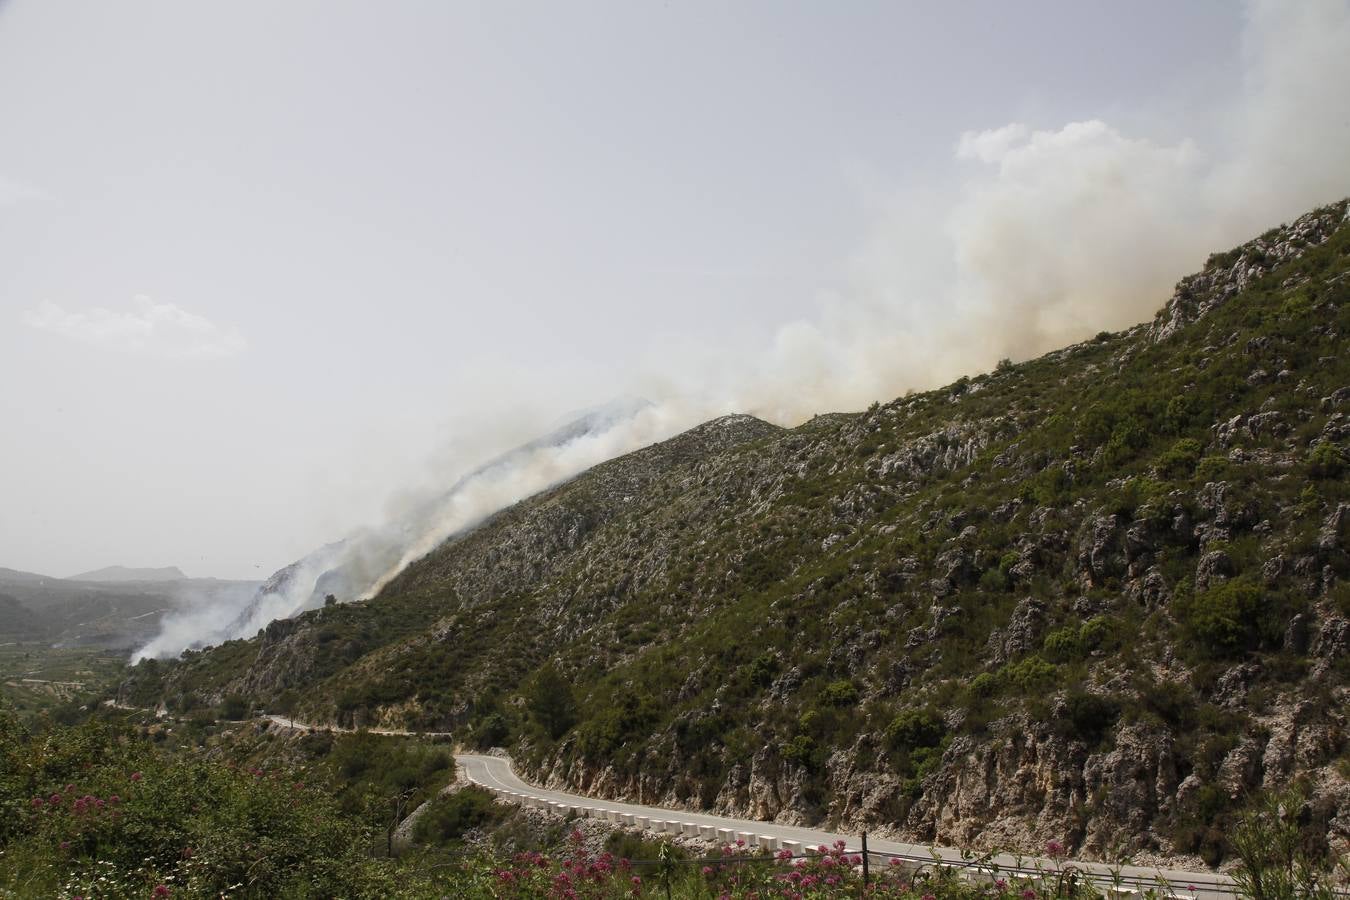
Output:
148 199 1350 869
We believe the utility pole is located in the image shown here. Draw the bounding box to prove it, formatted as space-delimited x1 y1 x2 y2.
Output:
862 831 870 890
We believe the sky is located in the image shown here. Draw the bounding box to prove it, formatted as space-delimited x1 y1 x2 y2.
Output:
1 1 1347 582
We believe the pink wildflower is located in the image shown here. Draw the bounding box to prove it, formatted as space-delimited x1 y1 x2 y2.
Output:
30 797 43 808
1022 890 1037 900
153 886 171 898
129 772 143 782
59 841 70 851
49 793 61 804
1045 839 1065 857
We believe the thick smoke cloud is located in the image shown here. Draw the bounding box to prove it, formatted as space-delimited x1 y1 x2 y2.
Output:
135 0 1350 660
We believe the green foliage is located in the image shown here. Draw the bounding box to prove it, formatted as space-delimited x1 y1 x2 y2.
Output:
821 680 859 707
218 693 249 721
779 733 818 769
1042 627 1085 662
526 664 578 740
1231 788 1349 900
1195 454 1233 482
1057 691 1120 746
412 787 503 845
746 652 780 688
885 708 945 750
1157 437 1204 476
0 710 407 898
1308 441 1345 478
1175 577 1269 658
1002 655 1058 693
978 567 1010 592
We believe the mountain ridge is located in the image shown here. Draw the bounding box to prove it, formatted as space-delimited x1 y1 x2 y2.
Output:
132 199 1350 870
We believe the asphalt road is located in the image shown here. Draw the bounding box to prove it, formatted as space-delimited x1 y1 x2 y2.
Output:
457 753 1239 899
255 716 1238 898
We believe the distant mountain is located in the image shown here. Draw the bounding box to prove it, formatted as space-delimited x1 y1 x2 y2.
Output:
0 567 54 584
0 567 260 651
68 566 188 583
0 592 48 638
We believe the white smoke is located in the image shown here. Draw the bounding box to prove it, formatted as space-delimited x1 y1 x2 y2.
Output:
134 0 1350 660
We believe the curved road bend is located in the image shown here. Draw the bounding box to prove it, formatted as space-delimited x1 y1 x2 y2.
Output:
457 754 1238 900
255 719 1235 898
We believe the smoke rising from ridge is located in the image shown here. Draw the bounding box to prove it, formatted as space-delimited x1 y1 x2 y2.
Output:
134 0 1350 660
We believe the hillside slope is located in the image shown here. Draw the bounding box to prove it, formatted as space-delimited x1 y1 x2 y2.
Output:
137 200 1350 868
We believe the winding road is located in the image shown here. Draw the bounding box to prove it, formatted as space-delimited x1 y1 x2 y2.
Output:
459 753 1237 899
259 716 1237 898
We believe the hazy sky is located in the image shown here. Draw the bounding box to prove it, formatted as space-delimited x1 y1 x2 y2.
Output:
1 2 1344 580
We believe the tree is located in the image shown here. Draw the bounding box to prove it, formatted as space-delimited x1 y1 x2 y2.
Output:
526 664 577 740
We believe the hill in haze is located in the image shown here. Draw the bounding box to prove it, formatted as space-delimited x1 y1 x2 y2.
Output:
133 199 1350 869
67 565 188 583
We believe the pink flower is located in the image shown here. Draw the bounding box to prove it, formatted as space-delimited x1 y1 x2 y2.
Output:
129 772 143 782
702 866 714 876
1022 890 1038 900
153 886 171 898
64 784 75 793
890 858 904 867
736 838 745 847
59 841 71 851
923 894 936 900
30 797 43 808
1045 839 1065 857
49 793 61 804
996 878 1009 889
108 795 120 804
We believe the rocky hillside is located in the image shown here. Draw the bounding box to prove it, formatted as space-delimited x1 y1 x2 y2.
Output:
134 200 1350 870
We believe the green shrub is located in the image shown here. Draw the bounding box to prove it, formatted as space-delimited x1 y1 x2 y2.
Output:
1195 455 1233 482
1078 615 1118 652
1058 691 1120 745
412 787 502 845
1042 626 1085 662
1308 441 1344 478
978 567 1010 592
1157 438 1204 476
780 734 818 769
969 672 998 698
821 680 859 707
885 708 945 750
1176 577 1265 657
1002 655 1058 692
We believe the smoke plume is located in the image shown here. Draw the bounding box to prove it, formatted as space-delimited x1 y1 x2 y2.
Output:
135 0 1350 660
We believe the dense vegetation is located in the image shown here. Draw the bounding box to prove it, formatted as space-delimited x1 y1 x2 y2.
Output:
128 201 1350 868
